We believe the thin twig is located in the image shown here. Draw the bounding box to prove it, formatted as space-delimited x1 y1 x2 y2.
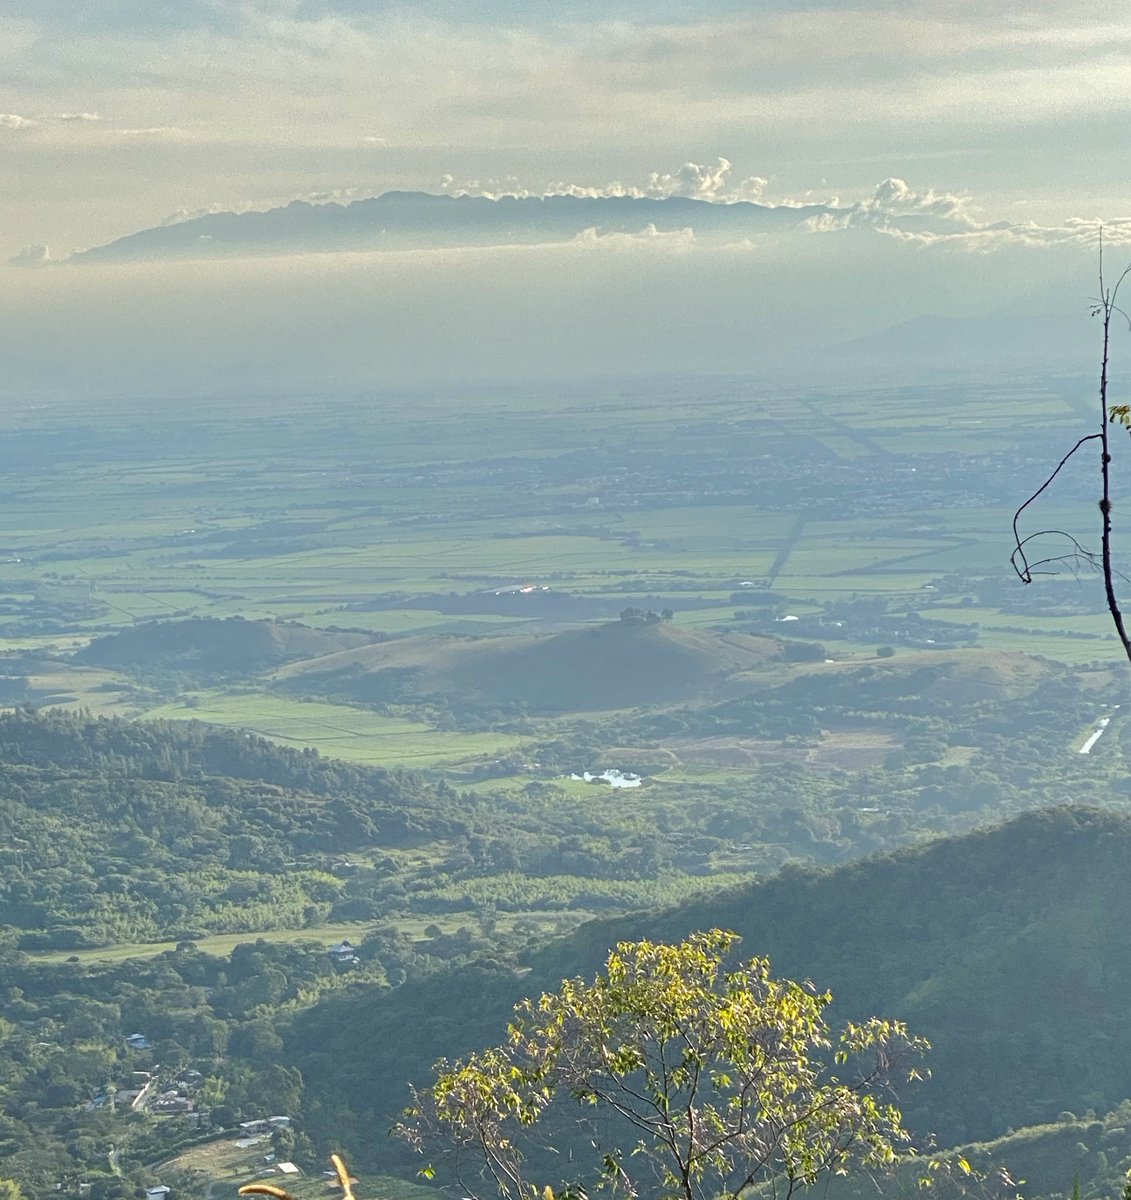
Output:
1097 237 1131 664
1011 231 1131 665
1010 435 1100 582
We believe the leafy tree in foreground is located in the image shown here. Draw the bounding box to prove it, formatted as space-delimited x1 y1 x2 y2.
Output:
398 930 927 1200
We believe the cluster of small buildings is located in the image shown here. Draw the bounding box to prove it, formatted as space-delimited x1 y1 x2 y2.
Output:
150 1070 203 1117
233 1118 299 1181
86 1042 205 1120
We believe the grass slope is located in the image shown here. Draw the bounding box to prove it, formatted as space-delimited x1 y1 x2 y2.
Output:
745 646 1057 707
273 621 785 712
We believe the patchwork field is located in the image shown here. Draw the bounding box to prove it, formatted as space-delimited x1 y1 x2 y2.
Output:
142 693 525 766
0 372 1121 769
665 729 899 771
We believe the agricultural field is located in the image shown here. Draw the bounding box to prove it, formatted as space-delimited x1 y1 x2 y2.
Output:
143 693 524 767
0 370 1121 955
0 372 1120 764
6 377 1131 1200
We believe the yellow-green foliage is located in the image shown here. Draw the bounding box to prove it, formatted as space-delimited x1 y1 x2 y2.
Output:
398 930 926 1200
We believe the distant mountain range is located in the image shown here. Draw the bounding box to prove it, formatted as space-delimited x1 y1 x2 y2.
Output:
830 311 1097 369
58 190 861 264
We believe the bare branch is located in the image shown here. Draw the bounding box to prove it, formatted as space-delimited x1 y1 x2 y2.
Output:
1010 434 1100 582
1012 232 1131 664
1097 231 1131 663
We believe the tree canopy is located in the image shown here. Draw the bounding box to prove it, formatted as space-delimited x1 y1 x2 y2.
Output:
398 929 927 1200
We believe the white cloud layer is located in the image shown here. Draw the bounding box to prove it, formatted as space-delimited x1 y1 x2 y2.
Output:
442 158 768 202
7 1 1131 259
4 0 1131 395
0 200 1116 400
7 244 51 266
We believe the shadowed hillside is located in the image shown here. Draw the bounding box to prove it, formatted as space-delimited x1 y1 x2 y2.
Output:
74 616 375 679
291 807 1131 1163
272 621 785 712
273 620 1058 723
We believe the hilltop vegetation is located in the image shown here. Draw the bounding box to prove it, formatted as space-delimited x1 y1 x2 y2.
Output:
0 708 463 948
2 699 1131 1199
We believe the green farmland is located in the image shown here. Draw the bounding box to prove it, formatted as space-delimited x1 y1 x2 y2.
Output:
0 372 1121 758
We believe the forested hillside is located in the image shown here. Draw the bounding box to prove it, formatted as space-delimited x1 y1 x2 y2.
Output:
0 708 461 946
4 694 1131 1200
292 807 1131 1168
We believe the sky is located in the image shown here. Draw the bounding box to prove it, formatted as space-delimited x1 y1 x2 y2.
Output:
5 0 1131 394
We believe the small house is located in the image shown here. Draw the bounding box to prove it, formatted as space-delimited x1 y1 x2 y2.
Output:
328 940 359 965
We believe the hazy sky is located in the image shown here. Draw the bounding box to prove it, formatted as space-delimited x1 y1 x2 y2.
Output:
5 0 1131 393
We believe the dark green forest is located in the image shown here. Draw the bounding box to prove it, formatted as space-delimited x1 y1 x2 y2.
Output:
0 709 463 947
291 807 1131 1168
2 666 1131 1200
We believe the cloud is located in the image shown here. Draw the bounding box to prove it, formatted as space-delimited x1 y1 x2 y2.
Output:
297 187 365 204
50 112 100 122
790 177 984 240
8 244 51 267
0 113 36 130
809 179 1131 253
773 176 1114 253
160 203 244 226
644 158 768 202
441 174 535 198
115 126 187 137
869 214 1131 254
443 158 769 203
862 178 977 227
0 218 1101 402
570 224 697 251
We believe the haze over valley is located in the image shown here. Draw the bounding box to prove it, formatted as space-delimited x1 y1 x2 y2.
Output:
6 4 1131 1200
